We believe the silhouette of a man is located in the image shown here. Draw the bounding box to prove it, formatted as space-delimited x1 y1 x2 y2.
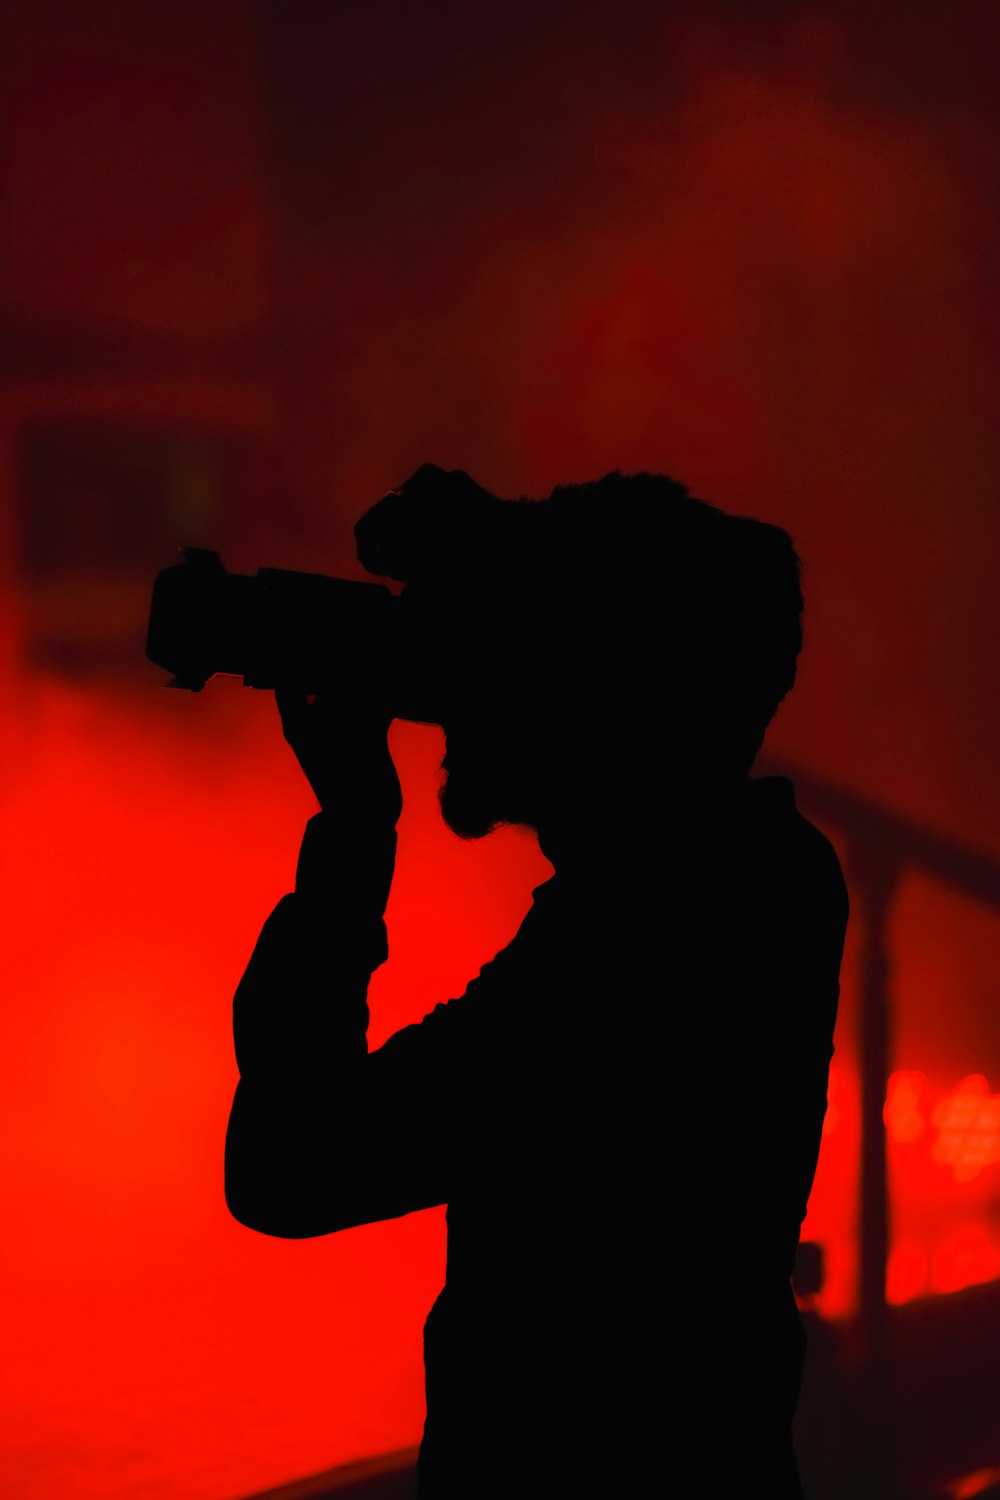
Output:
225 465 850 1498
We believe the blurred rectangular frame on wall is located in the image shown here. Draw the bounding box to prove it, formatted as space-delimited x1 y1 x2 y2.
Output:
11 415 284 682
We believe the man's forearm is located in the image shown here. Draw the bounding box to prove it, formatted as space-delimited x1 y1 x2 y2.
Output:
225 804 398 1235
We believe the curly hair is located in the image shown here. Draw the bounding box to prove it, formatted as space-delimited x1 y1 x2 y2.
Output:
356 468 803 776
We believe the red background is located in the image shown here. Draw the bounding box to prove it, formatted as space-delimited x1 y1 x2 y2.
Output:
0 3 997 1496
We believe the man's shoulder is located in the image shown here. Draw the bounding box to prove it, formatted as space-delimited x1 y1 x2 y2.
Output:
750 775 850 933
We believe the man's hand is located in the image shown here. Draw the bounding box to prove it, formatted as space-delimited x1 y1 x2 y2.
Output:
275 688 402 827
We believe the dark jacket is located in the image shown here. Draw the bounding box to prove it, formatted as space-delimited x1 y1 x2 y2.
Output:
225 773 849 1497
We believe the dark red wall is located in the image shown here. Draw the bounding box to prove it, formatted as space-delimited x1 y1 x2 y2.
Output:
0 3 997 1496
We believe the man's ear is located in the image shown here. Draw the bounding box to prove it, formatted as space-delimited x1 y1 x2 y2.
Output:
354 488 414 580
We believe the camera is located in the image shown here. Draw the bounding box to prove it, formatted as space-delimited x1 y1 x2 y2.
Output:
146 547 440 724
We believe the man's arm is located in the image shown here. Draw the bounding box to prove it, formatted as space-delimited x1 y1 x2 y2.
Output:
224 694 461 1238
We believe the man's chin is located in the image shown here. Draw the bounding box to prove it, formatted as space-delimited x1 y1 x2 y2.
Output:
438 776 504 840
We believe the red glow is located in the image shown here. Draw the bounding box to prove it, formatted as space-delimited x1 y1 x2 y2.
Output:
885 1072 1000 1305
948 1466 1000 1500
800 1058 861 1320
886 1241 929 1306
932 1077 1000 1183
930 1224 1000 1298
0 681 550 1497
2 0 998 1491
884 1070 927 1144
822 1057 843 1137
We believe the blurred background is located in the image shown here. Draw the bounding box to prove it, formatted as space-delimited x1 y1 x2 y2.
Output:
0 2 997 1497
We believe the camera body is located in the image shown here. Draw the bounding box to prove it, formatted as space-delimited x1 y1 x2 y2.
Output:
146 548 439 724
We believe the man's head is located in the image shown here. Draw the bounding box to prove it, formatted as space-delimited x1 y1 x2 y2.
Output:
356 465 803 843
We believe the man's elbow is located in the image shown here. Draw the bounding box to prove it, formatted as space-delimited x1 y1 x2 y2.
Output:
225 1083 336 1239
225 1162 378 1239
224 1194 322 1242
224 1174 320 1239
223 1079 418 1237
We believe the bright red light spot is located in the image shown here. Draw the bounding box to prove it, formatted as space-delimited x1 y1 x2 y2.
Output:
932 1076 1000 1182
948 1465 1000 1500
883 1070 927 1143
886 1241 928 1305
930 1224 1000 1296
820 1058 842 1136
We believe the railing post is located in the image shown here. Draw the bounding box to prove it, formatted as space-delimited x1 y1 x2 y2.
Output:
850 833 900 1493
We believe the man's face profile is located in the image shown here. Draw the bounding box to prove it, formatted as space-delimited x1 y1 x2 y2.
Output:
438 709 544 840
402 571 548 842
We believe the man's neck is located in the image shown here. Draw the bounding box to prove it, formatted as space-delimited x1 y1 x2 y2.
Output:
536 770 751 875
